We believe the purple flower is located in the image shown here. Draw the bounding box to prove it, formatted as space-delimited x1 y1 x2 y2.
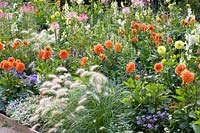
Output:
77 14 88 22
0 1 8 7
27 74 38 85
147 124 153 129
122 7 131 15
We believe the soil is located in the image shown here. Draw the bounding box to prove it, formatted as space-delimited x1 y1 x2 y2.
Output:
0 120 20 133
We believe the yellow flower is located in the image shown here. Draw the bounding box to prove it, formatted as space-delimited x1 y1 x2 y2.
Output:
157 46 166 55
162 59 166 63
51 15 55 20
168 4 174 10
166 0 171 3
170 55 177 59
54 11 60 17
175 40 184 49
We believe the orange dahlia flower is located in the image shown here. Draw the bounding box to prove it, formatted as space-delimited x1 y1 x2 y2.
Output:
154 63 163 72
80 57 88 66
181 70 194 83
38 50 45 60
2 61 12 71
13 41 19 49
23 40 28 46
175 63 187 76
132 37 138 43
126 62 135 73
167 37 173 44
0 42 4 51
16 62 25 73
131 29 137 35
94 44 104 55
44 50 51 60
115 43 122 52
59 50 69 59
8 57 15 63
104 40 113 49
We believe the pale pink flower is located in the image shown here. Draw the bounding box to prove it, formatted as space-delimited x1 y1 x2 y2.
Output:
20 3 35 13
131 0 148 7
101 0 109 3
66 12 78 19
49 22 60 31
77 14 88 21
122 7 131 15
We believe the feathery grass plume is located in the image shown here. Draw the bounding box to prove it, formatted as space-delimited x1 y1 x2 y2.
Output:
30 115 40 122
47 128 57 133
50 84 61 90
41 81 54 87
39 87 49 92
52 78 62 84
76 68 85 74
70 81 82 89
51 110 62 116
39 97 52 105
35 107 46 114
64 80 72 86
56 67 68 72
54 122 63 128
75 105 86 112
42 89 56 95
31 124 40 131
89 72 108 86
90 65 99 71
41 108 51 117
56 89 67 98
64 73 72 79
78 97 87 105
80 71 91 77
48 74 57 79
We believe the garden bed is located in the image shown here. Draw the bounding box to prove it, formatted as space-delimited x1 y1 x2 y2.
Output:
0 113 38 133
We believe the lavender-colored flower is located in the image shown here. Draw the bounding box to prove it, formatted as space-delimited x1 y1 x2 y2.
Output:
0 1 8 7
27 74 38 85
66 12 78 19
122 7 131 15
147 124 153 129
49 22 60 31
77 14 88 21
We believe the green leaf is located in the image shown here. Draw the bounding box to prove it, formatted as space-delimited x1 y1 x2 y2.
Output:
192 124 200 133
194 120 200 125
197 100 200 105
172 96 186 102
189 111 197 119
176 89 183 96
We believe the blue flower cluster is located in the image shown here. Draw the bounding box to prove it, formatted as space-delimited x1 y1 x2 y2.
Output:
136 110 169 130
9 69 39 86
